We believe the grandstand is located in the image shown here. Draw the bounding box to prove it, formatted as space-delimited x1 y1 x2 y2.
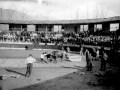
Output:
0 16 120 32
0 16 120 51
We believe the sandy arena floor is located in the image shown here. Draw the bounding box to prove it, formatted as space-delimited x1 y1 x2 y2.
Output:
0 59 86 90
0 49 114 90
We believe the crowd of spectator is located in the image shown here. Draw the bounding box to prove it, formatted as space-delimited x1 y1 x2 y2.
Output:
0 30 83 44
0 30 120 47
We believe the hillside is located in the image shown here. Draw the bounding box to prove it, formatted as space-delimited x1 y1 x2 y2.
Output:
0 8 54 21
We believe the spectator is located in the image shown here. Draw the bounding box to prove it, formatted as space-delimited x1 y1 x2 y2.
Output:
100 48 108 71
96 48 100 61
66 47 70 53
85 49 93 71
80 47 84 56
40 52 48 63
25 46 28 50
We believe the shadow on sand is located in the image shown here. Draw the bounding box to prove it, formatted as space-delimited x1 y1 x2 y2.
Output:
6 69 26 77
61 65 84 70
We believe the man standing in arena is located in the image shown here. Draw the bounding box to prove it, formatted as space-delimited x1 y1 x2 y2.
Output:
25 54 36 77
100 48 108 71
40 52 48 63
85 49 93 71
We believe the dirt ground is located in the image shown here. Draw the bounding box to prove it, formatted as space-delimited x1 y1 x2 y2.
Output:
14 63 113 90
0 59 116 90
0 67 79 90
0 49 119 90
0 59 86 90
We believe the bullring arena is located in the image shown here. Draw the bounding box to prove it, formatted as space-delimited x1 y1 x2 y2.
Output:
0 16 120 90
0 43 87 90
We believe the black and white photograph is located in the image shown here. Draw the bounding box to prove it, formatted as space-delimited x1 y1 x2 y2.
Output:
0 0 120 90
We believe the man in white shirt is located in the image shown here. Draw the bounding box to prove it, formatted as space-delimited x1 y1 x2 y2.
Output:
96 49 100 61
40 52 48 63
62 50 67 61
40 53 45 60
66 52 70 60
25 54 36 77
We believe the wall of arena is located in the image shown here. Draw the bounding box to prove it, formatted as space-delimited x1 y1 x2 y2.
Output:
0 24 9 31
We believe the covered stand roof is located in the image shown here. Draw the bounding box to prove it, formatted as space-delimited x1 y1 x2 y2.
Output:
0 16 120 25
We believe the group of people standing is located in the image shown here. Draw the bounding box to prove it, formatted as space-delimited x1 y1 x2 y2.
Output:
24 46 108 77
40 47 70 64
80 46 108 71
24 47 70 77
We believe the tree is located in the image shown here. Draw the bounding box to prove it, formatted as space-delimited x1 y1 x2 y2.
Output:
85 3 90 19
45 10 52 20
94 4 99 19
99 3 108 19
74 2 83 20
75 8 79 20
8 4 16 20
35 15 39 21
0 7 3 20
86 6 89 19
94 3 108 19
20 8 27 21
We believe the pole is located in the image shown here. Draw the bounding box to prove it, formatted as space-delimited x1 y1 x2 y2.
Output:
46 26 47 38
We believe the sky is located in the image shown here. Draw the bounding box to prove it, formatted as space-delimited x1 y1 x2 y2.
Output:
0 0 120 20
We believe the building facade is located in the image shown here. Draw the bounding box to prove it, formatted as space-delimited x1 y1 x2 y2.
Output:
0 16 120 33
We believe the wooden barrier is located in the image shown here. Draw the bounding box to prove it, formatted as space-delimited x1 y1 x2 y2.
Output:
0 42 111 53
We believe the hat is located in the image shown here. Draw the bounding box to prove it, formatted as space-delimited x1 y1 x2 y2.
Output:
29 54 32 56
